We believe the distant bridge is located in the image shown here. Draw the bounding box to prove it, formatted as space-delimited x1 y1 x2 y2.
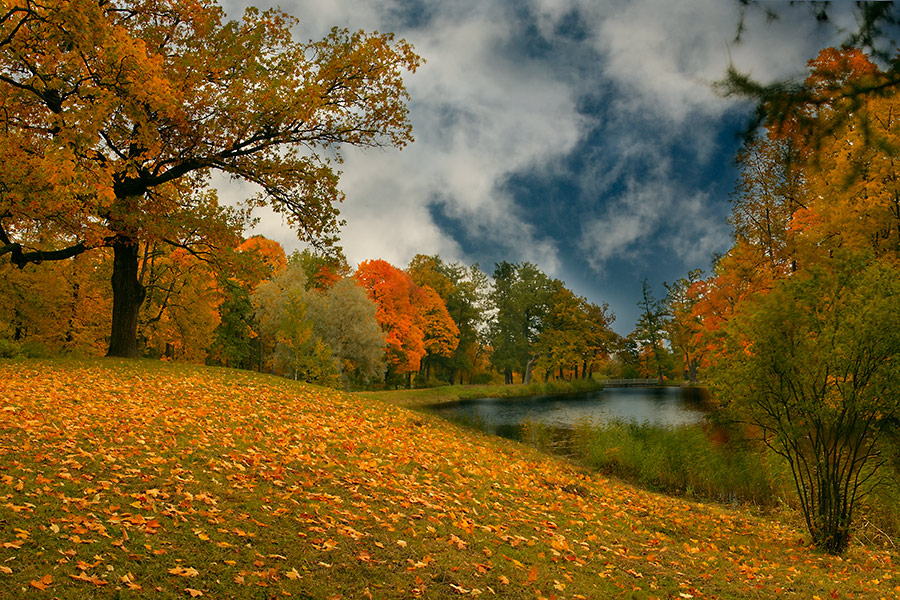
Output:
601 378 664 388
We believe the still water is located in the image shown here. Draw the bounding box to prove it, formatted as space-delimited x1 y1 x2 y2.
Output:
428 386 708 439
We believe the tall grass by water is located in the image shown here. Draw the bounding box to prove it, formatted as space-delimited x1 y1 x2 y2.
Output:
547 419 900 547
567 420 787 507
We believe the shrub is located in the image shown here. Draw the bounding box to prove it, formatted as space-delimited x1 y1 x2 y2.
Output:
19 340 48 358
0 339 20 358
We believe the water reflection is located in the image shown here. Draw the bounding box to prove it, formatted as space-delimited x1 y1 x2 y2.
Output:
428 387 707 438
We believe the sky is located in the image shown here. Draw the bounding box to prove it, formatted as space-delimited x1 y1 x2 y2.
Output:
218 0 859 334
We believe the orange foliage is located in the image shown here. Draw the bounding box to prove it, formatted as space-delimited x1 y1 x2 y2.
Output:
356 259 459 375
356 259 426 374
690 241 776 367
412 284 460 359
140 247 223 363
236 237 287 282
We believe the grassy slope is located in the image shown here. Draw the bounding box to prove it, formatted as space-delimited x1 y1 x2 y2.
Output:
0 360 896 600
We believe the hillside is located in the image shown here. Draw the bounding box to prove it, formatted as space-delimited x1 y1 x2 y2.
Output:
0 360 896 599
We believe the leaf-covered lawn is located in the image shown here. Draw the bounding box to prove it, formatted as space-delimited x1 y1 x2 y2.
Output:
0 360 896 599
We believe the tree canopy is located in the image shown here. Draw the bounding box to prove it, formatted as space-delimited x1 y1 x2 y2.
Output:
693 46 900 554
0 0 420 356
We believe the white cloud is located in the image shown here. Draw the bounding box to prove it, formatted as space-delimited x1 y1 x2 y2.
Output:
214 0 861 322
221 0 586 276
536 0 852 273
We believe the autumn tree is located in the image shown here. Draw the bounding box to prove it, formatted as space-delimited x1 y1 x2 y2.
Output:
579 300 617 379
407 254 488 384
290 248 351 291
725 3 900 150
412 283 460 382
534 283 615 381
355 259 422 384
703 46 900 554
0 0 420 357
730 134 805 272
713 256 900 554
139 246 222 362
665 269 704 382
209 236 286 370
0 248 110 355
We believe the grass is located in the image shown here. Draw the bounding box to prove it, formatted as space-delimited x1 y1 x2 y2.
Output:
0 358 898 599
355 378 606 409
568 420 788 507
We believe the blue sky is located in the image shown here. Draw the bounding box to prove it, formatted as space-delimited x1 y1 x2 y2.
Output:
219 0 856 334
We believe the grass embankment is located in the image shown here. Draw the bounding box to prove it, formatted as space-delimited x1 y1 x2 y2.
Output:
1 360 898 599
355 378 606 409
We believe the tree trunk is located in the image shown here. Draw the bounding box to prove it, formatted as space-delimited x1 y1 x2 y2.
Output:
688 358 698 383
523 356 537 385
106 238 147 358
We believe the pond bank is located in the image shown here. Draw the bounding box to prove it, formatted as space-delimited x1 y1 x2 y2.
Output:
354 377 698 409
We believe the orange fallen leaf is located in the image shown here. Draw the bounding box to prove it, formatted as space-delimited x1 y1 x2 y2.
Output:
70 571 109 586
30 574 53 590
527 565 538 582
185 588 204 597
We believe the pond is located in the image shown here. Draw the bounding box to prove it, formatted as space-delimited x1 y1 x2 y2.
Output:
427 386 709 440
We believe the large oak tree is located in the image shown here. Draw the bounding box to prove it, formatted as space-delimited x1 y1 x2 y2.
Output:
0 0 420 356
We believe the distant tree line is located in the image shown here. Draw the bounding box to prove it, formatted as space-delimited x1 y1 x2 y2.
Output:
0 238 625 389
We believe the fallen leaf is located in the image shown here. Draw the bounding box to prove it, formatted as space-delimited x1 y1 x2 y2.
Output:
30 574 53 590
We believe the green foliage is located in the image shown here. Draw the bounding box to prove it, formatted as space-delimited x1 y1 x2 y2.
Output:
305 277 386 385
19 340 48 358
632 279 670 383
209 282 260 370
0 338 20 358
407 254 490 384
253 264 384 388
713 254 900 554
489 262 555 384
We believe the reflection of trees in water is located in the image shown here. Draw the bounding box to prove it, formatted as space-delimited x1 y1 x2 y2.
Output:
431 387 708 435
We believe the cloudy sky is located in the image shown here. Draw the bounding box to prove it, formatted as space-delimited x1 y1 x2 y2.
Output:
219 0 858 334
